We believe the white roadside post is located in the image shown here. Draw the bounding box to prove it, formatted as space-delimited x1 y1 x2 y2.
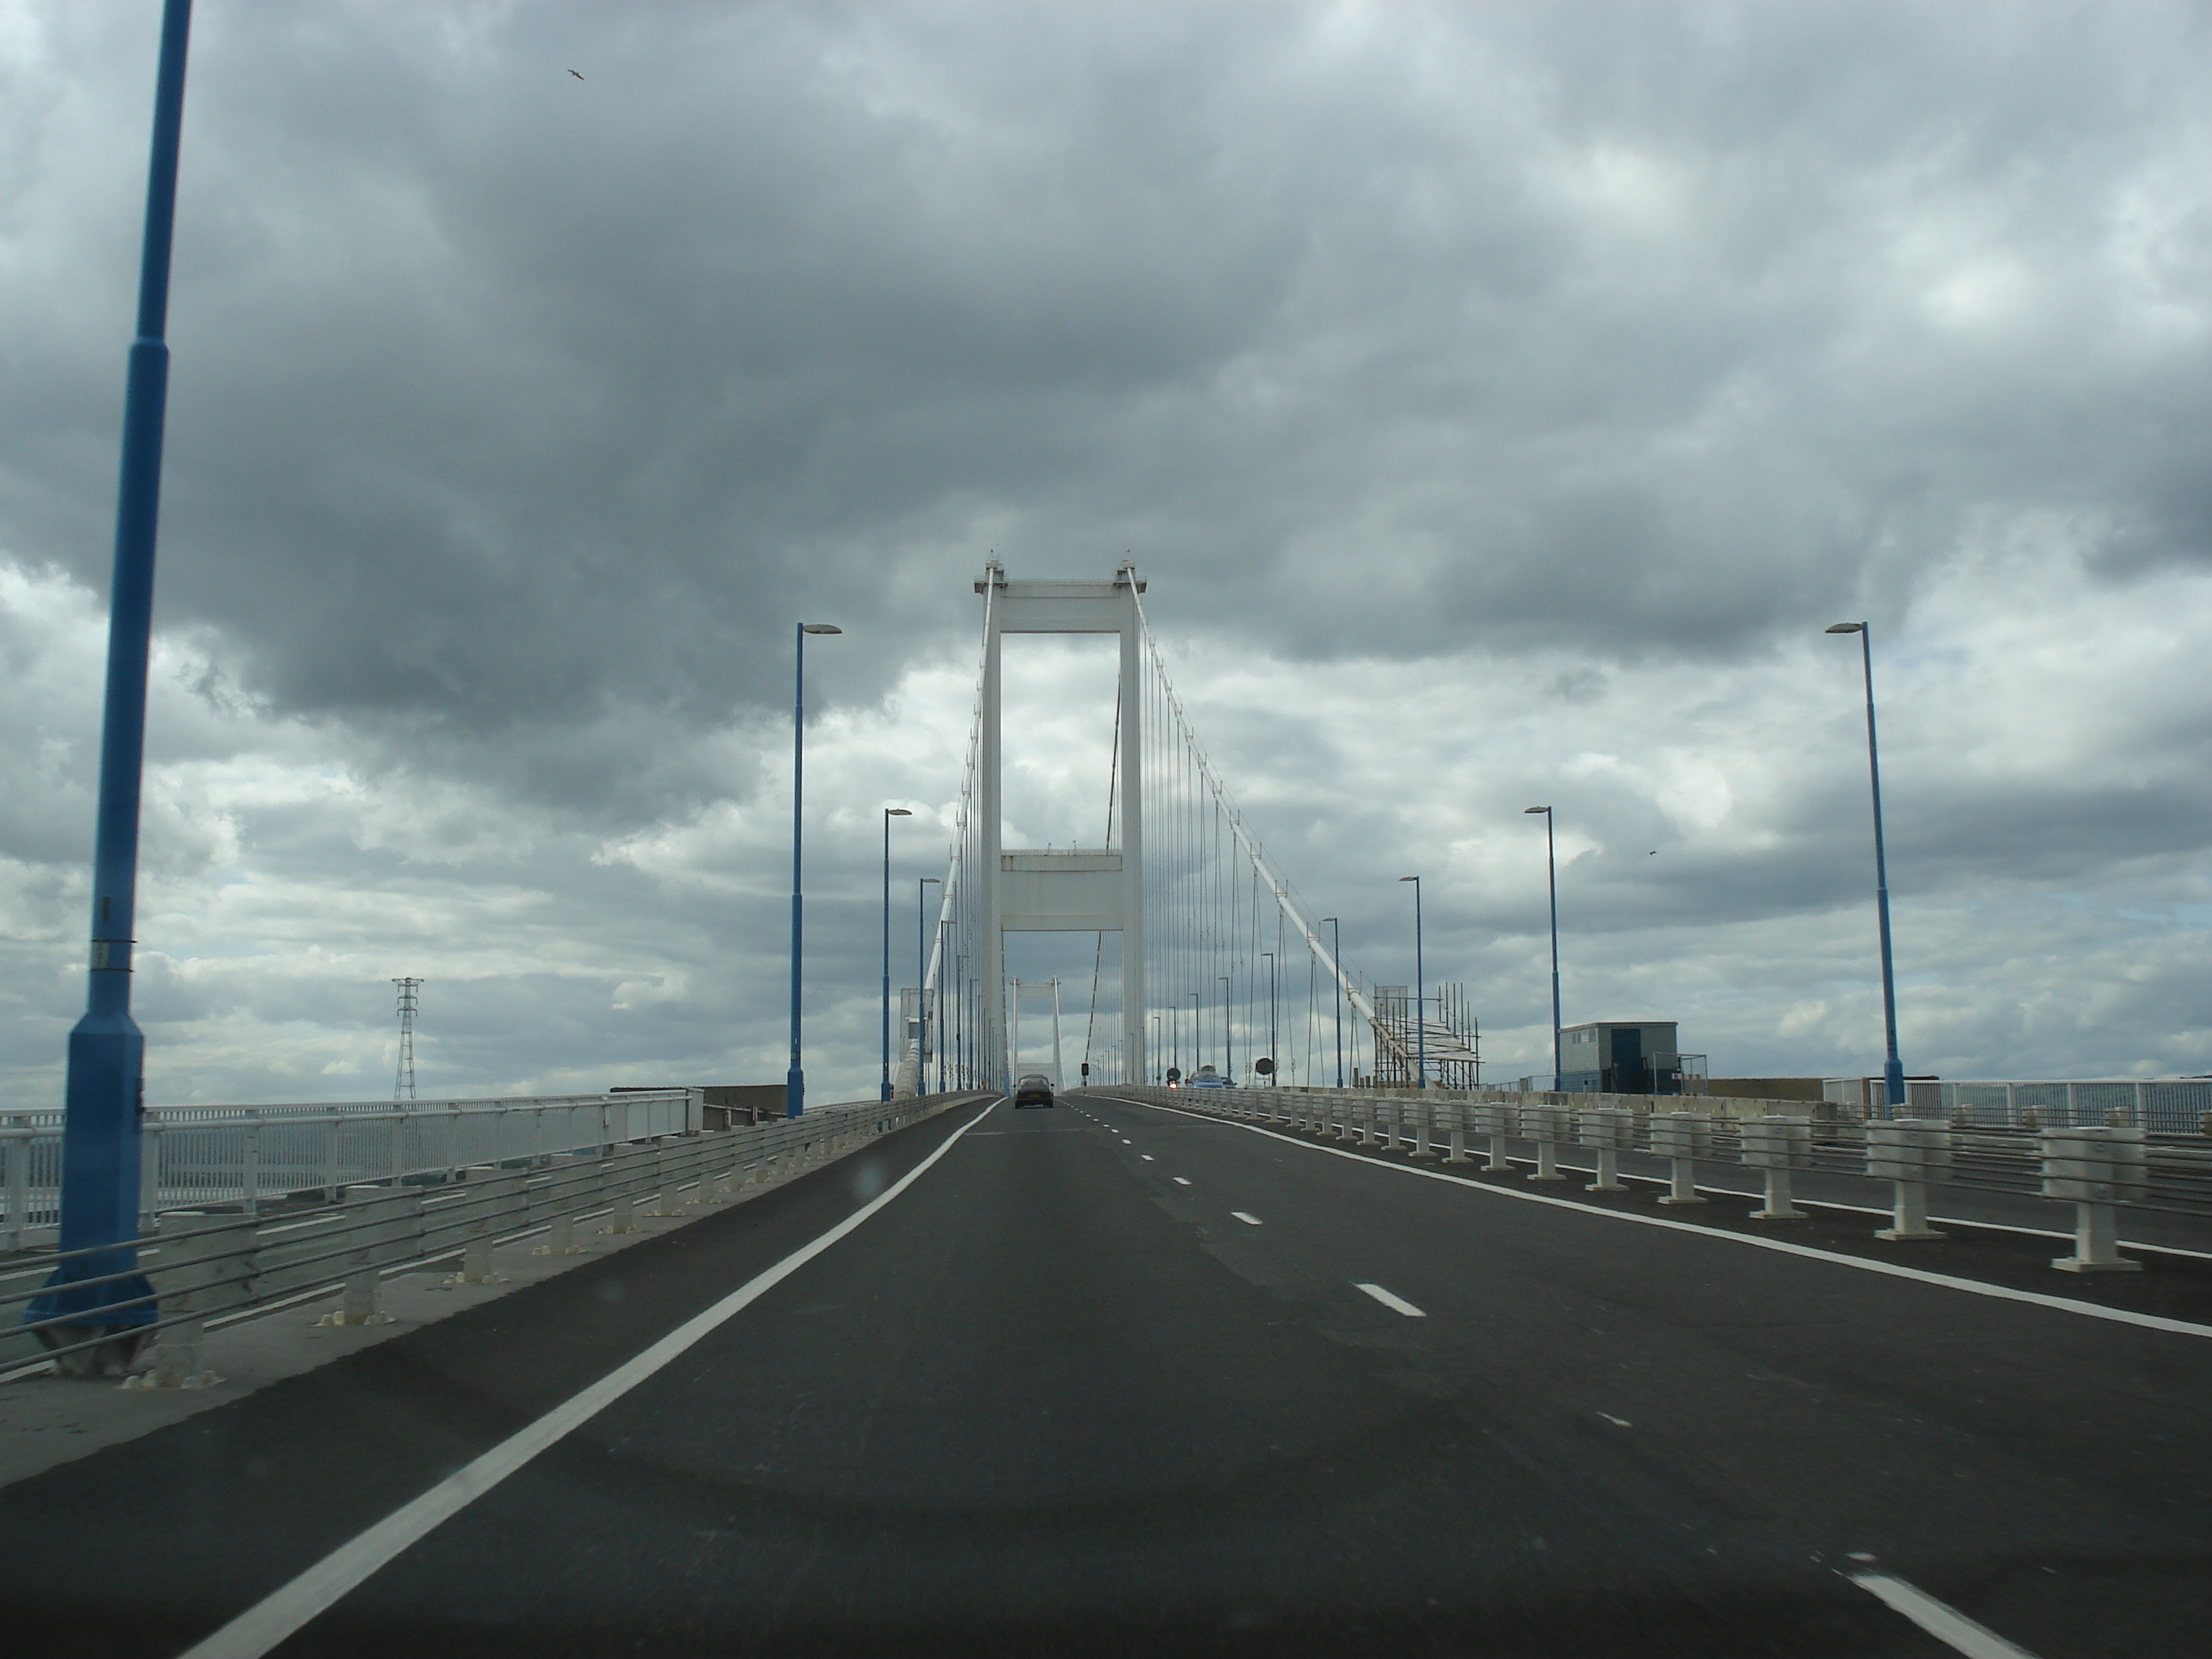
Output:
1866 1119 1951 1240
1410 1100 1440 1160
1445 1102 1470 1164
1650 1111 1711 1204
324 1185 419 1326
1580 1107 1635 1192
2041 1124 2146 1273
1522 1103 1570 1182
133 1211 252 1390
1742 1115 1812 1220
1471 1103 1514 1172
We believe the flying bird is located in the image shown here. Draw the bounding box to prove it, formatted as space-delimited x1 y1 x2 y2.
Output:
569 69 584 80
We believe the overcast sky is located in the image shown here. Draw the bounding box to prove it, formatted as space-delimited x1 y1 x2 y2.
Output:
5 0 2211 1108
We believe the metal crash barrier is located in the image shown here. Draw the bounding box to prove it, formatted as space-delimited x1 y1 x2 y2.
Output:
1 1090 993 1380
1094 1086 2210 1275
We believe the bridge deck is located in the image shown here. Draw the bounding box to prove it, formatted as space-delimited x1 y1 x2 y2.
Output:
2 1093 2207 1657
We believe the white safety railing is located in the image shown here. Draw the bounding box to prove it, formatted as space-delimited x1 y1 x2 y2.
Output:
1823 1076 2212 1134
1093 1085 2212 1276
1 1091 704 1251
1 1089 995 1379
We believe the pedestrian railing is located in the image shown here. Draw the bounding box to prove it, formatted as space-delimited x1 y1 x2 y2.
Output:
1094 1086 2212 1275
1822 1075 2212 1133
0 1090 703 1251
1 1090 994 1380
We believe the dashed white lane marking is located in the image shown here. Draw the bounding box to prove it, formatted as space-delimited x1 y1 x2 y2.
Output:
1103 1096 2212 1342
1596 1412 1632 1427
1851 1573 2042 1658
1172 1177 1192 1186
1141 1155 1155 1162
1231 1211 1263 1226
176 1101 1001 1659
1355 1282 1426 1317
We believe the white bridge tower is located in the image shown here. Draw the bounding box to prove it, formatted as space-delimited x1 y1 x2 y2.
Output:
977 563 1144 1089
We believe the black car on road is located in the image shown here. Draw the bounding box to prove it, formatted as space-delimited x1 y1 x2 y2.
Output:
1013 1073 1055 1108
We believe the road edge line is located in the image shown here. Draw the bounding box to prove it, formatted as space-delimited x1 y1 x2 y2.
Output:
176 1099 1002 1659
1090 1095 2212 1342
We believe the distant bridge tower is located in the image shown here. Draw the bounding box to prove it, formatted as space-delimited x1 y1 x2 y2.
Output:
976 563 1144 1088
1011 976 1067 1088
392 977 421 1102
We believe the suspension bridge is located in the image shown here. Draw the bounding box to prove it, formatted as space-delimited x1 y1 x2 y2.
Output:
2 568 2208 1659
906 562 1480 1100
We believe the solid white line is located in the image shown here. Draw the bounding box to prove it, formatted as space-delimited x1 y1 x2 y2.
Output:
1095 1096 2212 1342
1851 1573 2042 1658
175 1101 999 1659
1231 1211 1263 1225
1355 1282 1426 1317
1527 1160 2212 1262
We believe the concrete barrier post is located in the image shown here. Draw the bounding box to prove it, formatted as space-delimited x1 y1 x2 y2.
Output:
1580 1107 1635 1192
2041 1125 2146 1272
451 1169 523 1284
1866 1120 1952 1240
1446 1125 1469 1163
1410 1102 1440 1160
1650 1111 1712 1204
1742 1116 1812 1219
135 1211 252 1390
603 1147 640 1236
1520 1104 1569 1181
1469 1104 1514 1172
325 1185 419 1326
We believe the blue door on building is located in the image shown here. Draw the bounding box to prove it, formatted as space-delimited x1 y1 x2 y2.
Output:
1609 1027 1646 1094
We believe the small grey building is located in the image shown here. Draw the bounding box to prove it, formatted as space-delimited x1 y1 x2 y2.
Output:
1558 1021 1684 1096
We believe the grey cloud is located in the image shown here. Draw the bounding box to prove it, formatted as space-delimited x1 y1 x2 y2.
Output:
3 0 2206 811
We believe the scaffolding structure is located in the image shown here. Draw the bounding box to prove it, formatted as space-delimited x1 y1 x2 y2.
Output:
1368 982 1481 1090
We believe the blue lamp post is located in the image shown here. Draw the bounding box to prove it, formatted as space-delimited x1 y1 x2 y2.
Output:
1398 876 1426 1089
29 0 195 1361
880 808 914 1101
1525 807 1562 1092
1828 621 1906 1115
787 622 841 1119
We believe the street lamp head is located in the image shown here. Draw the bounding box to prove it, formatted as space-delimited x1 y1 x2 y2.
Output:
884 807 914 817
1524 806 1550 815
801 623 843 635
1398 875 1418 882
1825 622 1865 634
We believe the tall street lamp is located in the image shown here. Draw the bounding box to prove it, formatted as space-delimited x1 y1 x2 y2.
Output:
1524 807 1562 1092
1828 621 1907 1115
32 0 195 1351
880 808 914 1101
1322 917 1344 1089
1398 877 1426 1090
787 622 842 1119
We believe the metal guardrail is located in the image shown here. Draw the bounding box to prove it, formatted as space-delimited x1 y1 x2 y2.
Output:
1 1090 994 1380
1 1090 701 1251
1098 1086 2212 1274
1821 1075 2212 1133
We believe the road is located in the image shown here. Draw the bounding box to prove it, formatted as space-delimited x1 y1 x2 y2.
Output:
2 1090 2208 1657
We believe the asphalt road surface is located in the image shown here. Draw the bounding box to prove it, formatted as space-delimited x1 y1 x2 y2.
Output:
2 1090 2207 1658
